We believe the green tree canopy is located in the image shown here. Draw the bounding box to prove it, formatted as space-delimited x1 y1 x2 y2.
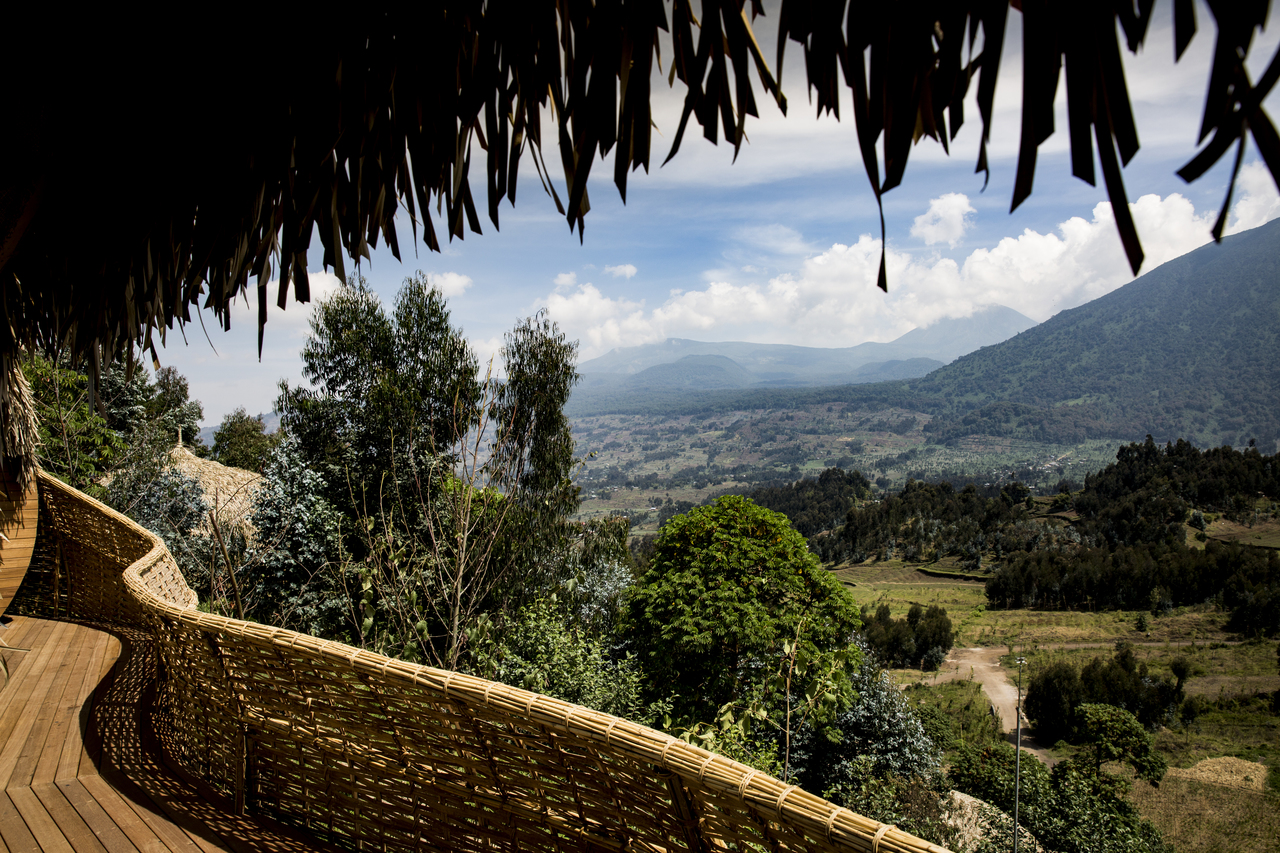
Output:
212 407 277 472
623 494 860 725
279 273 481 501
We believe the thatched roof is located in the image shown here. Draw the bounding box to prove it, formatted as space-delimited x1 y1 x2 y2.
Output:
1 3 1277 379
169 446 262 539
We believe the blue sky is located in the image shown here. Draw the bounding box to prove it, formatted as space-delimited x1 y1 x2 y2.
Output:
162 4 1280 427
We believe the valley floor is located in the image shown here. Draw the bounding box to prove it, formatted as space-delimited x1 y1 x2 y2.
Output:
839 560 1280 853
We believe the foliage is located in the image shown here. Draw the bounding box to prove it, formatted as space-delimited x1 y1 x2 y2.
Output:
243 436 346 636
904 680 1005 757
743 467 872 538
793 648 940 794
103 420 214 587
212 407 278 472
150 366 205 450
860 602 954 670
470 597 656 725
22 351 123 491
949 741 1173 853
278 274 482 509
1074 703 1167 785
1025 642 1181 742
621 495 860 727
823 759 959 852
820 478 1049 566
292 281 582 669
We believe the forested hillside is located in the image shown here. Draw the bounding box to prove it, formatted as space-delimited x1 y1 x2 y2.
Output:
913 219 1280 447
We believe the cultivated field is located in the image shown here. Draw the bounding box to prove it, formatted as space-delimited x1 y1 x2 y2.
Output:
838 560 1280 853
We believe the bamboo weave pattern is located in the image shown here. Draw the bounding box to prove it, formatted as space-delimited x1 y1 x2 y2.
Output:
35 471 951 853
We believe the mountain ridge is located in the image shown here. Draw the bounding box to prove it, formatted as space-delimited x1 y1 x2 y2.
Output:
575 304 1035 390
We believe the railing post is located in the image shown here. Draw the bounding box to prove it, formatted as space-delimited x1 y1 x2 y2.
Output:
657 767 712 853
234 725 246 815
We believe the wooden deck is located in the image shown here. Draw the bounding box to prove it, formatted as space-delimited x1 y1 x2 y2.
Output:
0 616 329 852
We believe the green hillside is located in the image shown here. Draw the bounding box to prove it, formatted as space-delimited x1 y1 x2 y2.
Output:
913 218 1280 448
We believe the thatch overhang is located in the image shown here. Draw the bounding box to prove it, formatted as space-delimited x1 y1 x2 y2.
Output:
1 3 1277 455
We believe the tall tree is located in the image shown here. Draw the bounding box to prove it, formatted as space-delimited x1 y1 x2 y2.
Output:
212 407 277 472
280 275 582 668
622 495 860 727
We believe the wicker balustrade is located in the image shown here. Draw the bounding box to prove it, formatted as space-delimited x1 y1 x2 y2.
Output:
34 470 951 853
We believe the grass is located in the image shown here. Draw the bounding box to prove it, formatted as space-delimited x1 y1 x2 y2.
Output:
1156 693 1280 775
903 679 1004 758
997 635 1280 701
1129 777 1280 853
830 562 1235 646
831 563 1280 852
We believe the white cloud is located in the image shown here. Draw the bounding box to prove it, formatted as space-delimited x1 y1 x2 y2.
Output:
1226 161 1280 234
427 271 473 296
543 187 1280 359
543 282 661 354
911 193 976 247
554 272 578 288
604 263 638 279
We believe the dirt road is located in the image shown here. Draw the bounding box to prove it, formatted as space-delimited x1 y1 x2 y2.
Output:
925 639 1234 765
931 646 1055 763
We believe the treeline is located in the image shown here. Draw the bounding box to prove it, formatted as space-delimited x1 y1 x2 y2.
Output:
985 438 1280 635
1025 642 1187 743
987 540 1280 616
813 478 1076 566
1078 436 1280 526
740 467 871 537
860 603 954 670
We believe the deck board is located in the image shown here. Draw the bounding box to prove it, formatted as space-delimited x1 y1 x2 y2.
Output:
54 779 144 853
0 619 332 852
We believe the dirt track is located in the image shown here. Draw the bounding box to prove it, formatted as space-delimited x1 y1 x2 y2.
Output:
931 646 1055 763
926 640 1235 765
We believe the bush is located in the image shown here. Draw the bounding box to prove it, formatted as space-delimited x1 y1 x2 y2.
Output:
622 495 860 727
793 648 939 793
1025 661 1084 743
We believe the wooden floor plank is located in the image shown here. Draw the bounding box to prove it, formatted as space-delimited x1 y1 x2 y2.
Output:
49 627 109 784
82 774 207 853
0 791 38 853
7 786 74 853
30 782 109 853
0 615 36 649
3 618 337 853
0 618 56 706
0 621 75 788
11 623 95 789
55 779 146 853
78 633 121 779
59 778 164 853
60 630 110 783
36 625 102 785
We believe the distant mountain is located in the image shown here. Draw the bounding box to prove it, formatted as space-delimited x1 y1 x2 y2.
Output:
575 304 1034 389
567 219 1280 452
628 355 755 390
911 218 1280 448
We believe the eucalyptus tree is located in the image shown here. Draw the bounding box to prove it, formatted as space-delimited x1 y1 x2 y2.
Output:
280 275 582 668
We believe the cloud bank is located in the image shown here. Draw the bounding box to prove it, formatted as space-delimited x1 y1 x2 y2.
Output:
544 177 1279 359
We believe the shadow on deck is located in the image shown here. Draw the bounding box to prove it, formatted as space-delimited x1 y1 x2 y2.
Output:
0 615 330 852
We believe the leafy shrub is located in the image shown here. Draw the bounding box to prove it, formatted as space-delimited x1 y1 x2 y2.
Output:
622 495 860 727
793 648 939 793
471 597 654 725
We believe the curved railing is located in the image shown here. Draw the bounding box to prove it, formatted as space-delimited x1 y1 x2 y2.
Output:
35 470 950 853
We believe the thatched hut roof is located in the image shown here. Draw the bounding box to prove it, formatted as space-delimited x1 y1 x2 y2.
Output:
1 3 1276 387
169 446 263 540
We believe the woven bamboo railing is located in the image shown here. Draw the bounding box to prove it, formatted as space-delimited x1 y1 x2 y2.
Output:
34 470 950 853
